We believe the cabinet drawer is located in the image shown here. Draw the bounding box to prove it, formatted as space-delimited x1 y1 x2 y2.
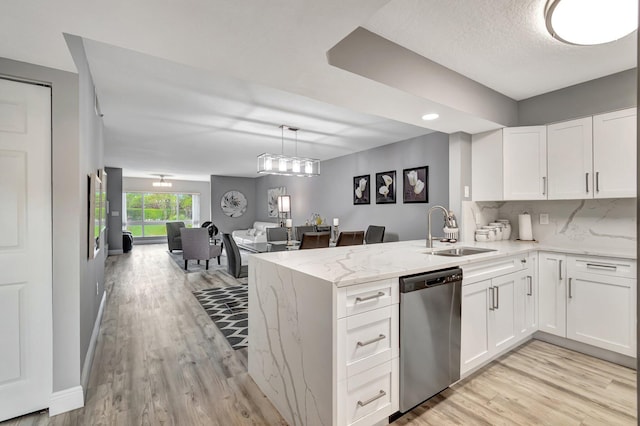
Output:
337 306 399 381
568 256 636 279
463 255 528 285
337 278 399 318
337 359 399 426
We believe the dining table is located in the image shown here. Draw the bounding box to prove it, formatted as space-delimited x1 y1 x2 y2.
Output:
237 240 300 253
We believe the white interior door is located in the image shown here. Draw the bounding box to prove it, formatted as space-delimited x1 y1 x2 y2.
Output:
0 78 52 421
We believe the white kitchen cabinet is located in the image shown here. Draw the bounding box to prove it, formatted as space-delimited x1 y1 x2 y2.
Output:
461 279 492 373
503 126 547 200
472 129 503 201
547 117 593 200
538 252 566 337
515 256 537 339
489 273 517 353
566 257 636 357
593 108 637 198
461 256 528 375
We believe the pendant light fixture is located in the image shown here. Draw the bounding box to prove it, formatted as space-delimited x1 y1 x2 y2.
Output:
257 125 320 177
544 0 638 45
152 174 172 187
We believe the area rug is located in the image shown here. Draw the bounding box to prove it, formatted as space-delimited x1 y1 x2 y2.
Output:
193 285 248 350
168 249 251 274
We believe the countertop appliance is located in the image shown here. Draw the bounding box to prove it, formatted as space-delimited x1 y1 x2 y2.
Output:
399 267 462 413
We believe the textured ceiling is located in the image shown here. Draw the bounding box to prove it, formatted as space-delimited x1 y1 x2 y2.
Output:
365 0 636 100
0 0 636 180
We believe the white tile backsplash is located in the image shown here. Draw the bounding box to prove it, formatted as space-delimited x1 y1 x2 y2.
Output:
462 198 636 253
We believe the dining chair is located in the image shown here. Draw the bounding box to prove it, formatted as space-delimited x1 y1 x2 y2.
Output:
299 232 331 249
336 231 365 247
180 228 222 270
294 225 316 241
266 226 288 242
222 233 248 278
365 225 386 244
166 221 185 252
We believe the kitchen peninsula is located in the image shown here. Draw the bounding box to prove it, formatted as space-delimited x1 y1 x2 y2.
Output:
247 240 636 426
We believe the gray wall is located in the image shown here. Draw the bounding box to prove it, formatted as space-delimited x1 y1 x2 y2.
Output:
105 167 123 253
327 27 518 128
66 35 107 390
257 132 449 241
518 68 637 125
449 132 472 231
210 175 257 234
0 57 82 392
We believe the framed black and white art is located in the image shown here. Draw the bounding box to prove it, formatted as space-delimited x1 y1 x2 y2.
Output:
353 174 370 205
402 166 428 203
375 171 396 204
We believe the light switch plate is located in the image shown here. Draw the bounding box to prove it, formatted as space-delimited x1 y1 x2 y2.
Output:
464 186 470 198
539 213 549 225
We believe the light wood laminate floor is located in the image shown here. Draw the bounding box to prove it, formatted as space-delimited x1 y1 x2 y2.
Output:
2 244 636 425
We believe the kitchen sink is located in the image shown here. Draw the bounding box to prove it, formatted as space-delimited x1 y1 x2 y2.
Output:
430 247 497 257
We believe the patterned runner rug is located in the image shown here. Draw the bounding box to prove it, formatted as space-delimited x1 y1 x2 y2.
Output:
193 285 248 349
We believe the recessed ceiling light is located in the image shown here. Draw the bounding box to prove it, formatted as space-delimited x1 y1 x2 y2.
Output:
545 0 638 45
421 113 439 121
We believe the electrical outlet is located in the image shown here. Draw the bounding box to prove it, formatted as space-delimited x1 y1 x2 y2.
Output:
539 213 549 225
464 185 470 198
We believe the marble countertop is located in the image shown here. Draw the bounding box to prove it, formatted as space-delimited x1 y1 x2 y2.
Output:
249 240 636 287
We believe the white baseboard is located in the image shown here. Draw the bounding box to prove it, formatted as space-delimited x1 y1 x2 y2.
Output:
108 249 123 255
81 291 106 391
49 386 84 417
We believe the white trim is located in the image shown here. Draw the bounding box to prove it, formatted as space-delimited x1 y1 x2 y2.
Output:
49 386 84 417
108 249 123 255
81 291 106 391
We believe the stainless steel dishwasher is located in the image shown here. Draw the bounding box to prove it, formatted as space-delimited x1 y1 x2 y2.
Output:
399 267 462 413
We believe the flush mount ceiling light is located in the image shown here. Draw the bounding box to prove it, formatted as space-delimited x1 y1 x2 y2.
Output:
421 113 439 121
152 174 172 187
257 125 320 177
545 0 638 45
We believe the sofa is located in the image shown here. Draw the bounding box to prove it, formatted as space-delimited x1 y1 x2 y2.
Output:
232 221 279 245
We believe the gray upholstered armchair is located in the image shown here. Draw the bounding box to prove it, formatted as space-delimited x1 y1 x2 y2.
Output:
166 221 185 252
180 228 222 270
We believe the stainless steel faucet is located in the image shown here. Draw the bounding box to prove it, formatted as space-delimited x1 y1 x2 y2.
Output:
427 205 456 248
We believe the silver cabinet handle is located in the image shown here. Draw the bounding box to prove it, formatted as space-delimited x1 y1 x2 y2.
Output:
542 176 547 196
527 276 533 296
585 172 589 193
357 334 386 347
489 287 495 311
596 171 600 192
568 277 572 299
496 286 499 309
559 260 563 280
357 390 386 407
587 263 617 271
355 291 385 303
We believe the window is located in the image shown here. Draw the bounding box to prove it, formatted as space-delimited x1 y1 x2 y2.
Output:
122 192 200 237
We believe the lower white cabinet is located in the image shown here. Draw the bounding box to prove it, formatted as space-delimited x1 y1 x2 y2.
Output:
538 253 567 337
566 258 636 357
461 255 539 375
336 279 400 426
538 253 637 357
461 264 531 375
515 257 537 339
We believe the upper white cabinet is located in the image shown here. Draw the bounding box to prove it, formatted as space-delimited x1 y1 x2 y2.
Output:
472 108 637 201
472 129 503 201
593 108 637 198
503 126 547 200
547 117 593 200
